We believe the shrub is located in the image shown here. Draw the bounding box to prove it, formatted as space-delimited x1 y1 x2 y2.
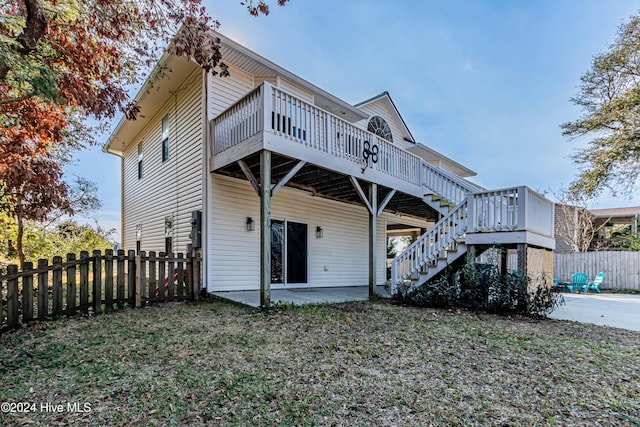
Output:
393 254 563 318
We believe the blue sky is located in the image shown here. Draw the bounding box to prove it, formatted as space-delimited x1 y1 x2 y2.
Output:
65 0 640 238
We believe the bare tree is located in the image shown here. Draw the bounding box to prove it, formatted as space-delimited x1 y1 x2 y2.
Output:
554 189 610 252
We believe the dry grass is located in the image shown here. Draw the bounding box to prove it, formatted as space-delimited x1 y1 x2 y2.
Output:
1 298 638 426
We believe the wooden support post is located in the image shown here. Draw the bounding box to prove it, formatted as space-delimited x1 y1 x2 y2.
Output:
127 249 136 307
79 251 89 314
93 250 102 315
67 253 77 315
516 243 528 310
168 252 175 298
501 248 508 275
52 256 63 315
116 250 125 308
159 252 167 300
22 262 34 322
187 252 194 300
517 244 527 278
139 251 147 302
260 149 272 308
7 265 18 327
135 252 142 307
177 253 185 297
104 249 114 311
369 183 377 297
38 259 48 320
148 251 156 302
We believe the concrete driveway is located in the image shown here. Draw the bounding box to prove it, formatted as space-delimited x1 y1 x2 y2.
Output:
549 293 640 332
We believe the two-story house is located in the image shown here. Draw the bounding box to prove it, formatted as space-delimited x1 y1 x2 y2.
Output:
105 33 555 306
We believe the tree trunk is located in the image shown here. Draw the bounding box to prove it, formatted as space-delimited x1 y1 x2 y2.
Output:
0 0 47 82
16 215 25 268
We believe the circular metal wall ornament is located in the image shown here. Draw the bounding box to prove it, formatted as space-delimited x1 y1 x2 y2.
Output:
362 140 379 173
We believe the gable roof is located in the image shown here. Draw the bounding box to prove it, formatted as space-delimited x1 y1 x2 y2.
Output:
355 91 415 143
356 92 476 178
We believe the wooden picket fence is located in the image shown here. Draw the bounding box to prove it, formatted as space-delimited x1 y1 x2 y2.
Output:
554 251 640 290
0 250 202 332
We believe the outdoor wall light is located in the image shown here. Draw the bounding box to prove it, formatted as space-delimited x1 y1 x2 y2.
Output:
316 226 323 238
246 217 255 232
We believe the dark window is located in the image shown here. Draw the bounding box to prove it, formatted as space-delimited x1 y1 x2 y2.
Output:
137 143 143 179
161 115 169 162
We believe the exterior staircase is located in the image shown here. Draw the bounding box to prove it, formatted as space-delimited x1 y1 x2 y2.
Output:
391 164 480 294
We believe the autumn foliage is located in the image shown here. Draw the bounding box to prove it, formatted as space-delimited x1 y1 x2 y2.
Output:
0 0 289 264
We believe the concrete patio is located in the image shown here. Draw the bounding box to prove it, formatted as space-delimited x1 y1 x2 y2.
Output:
211 286 391 307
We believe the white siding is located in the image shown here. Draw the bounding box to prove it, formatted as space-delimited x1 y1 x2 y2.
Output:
356 99 408 146
122 69 203 253
208 174 389 291
208 64 253 120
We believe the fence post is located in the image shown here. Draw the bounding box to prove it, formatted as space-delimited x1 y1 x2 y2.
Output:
104 249 114 312
167 252 175 298
0 274 3 328
117 250 125 308
79 251 89 314
148 251 156 303
7 265 19 327
22 261 34 323
52 256 63 315
127 250 136 307
158 252 166 299
187 252 195 301
66 253 77 315
177 253 184 297
38 259 48 320
93 250 102 315
135 252 142 307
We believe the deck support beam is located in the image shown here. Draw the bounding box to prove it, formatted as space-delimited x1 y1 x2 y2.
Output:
369 183 378 298
238 160 260 196
349 176 386 298
271 160 306 196
260 150 272 307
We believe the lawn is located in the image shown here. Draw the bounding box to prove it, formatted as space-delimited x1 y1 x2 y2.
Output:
1 298 638 426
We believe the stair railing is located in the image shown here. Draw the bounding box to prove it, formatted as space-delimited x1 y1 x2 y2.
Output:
390 198 469 294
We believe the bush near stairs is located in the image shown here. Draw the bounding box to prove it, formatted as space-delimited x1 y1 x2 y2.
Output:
393 259 563 318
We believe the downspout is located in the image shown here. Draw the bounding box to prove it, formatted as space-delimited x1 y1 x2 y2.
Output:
103 143 125 251
200 68 209 293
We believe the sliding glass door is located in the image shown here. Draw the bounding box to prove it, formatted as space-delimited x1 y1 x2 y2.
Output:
271 220 307 285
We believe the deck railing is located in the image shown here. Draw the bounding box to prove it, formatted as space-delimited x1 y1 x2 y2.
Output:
467 186 554 236
391 186 555 290
211 82 478 204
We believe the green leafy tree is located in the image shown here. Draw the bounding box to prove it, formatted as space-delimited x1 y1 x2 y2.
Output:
22 220 115 262
562 13 640 197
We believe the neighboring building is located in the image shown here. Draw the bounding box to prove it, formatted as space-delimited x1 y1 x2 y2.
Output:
104 33 555 305
590 206 640 251
554 204 640 252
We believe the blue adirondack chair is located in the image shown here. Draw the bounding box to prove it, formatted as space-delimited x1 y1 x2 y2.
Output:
586 272 605 294
566 272 588 293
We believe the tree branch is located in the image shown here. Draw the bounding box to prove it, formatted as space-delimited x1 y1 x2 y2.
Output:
17 0 48 55
0 0 48 82
0 95 31 106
